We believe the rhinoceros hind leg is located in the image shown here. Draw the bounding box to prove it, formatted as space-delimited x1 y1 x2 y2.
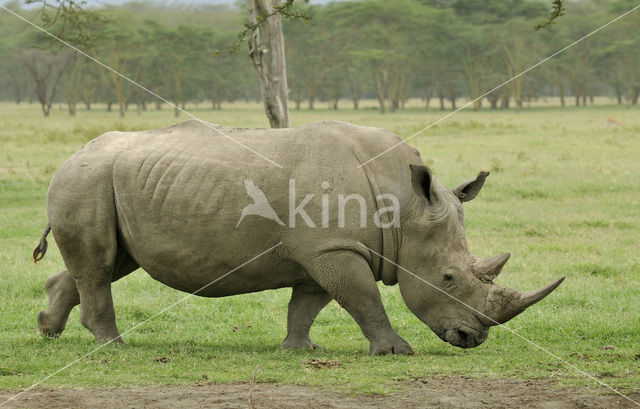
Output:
75 280 123 344
75 248 139 344
38 269 80 337
279 283 331 350
38 249 138 340
55 219 129 344
303 251 414 356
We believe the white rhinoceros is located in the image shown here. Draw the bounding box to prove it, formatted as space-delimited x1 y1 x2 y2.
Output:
34 120 563 354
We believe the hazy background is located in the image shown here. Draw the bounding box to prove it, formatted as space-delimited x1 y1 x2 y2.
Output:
1 0 638 117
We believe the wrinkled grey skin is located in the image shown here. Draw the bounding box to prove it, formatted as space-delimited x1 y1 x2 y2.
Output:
35 120 563 354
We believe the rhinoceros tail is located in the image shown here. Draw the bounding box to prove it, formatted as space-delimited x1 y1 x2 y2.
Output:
33 224 52 263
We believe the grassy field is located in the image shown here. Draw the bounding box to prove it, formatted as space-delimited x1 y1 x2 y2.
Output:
0 101 639 395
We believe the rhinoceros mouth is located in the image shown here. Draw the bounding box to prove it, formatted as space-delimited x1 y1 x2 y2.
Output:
442 325 488 349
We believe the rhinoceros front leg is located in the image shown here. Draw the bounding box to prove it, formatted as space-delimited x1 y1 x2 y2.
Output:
280 283 332 350
303 251 414 355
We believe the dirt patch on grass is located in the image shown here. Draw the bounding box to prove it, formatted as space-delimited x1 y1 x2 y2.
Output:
1 377 638 408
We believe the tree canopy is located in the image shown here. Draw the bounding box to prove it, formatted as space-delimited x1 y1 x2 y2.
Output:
0 0 638 115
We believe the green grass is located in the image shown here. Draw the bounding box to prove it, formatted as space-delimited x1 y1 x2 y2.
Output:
1 101 639 394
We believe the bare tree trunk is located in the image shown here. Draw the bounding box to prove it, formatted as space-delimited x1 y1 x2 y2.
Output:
372 70 387 114
247 0 290 128
632 87 639 105
487 93 499 109
500 93 510 109
346 71 361 110
614 85 623 105
630 87 640 105
421 86 431 109
515 98 522 112
448 88 456 110
330 77 340 110
374 83 386 114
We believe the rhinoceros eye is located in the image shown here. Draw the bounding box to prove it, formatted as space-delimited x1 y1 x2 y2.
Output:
443 273 453 281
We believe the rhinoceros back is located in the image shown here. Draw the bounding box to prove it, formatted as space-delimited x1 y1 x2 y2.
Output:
47 120 421 295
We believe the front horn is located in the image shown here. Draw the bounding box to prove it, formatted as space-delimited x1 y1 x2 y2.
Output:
483 276 565 325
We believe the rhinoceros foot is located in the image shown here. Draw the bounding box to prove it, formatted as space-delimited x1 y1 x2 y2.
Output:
279 336 323 351
38 269 80 339
369 334 414 355
37 311 63 338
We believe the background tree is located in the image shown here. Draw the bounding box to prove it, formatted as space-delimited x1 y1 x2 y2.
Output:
284 6 331 110
1 0 638 115
246 0 290 127
0 47 30 104
91 14 145 117
153 24 212 117
19 48 72 116
500 18 544 111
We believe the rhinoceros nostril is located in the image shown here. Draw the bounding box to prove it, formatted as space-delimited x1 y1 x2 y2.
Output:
443 328 478 348
457 329 472 346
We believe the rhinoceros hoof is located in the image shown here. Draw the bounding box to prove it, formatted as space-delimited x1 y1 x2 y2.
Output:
279 337 323 351
97 335 126 346
37 311 62 338
369 339 414 355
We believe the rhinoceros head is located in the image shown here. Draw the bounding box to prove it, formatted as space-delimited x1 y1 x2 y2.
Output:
397 165 564 348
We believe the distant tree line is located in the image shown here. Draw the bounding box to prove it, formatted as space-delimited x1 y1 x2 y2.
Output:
0 0 638 116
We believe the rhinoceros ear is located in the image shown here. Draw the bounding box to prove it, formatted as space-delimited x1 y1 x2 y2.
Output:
409 164 435 202
453 171 490 202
